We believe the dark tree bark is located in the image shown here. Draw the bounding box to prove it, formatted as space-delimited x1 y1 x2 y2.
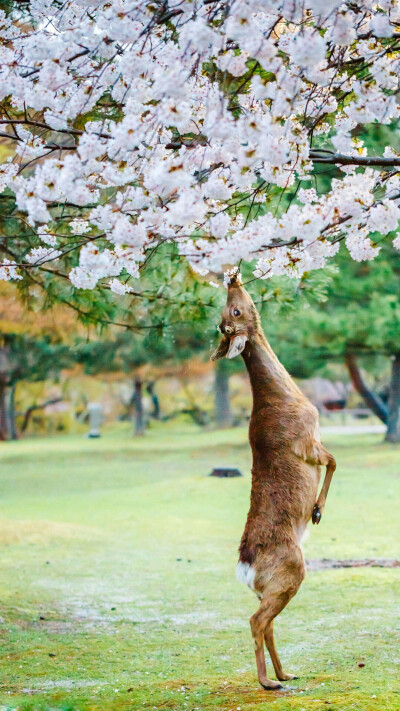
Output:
0 345 10 440
345 353 388 424
0 379 7 440
214 361 232 428
132 378 145 436
7 384 18 440
385 353 400 443
146 381 160 419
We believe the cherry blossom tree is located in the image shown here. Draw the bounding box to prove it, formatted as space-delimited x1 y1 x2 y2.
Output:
1 0 400 308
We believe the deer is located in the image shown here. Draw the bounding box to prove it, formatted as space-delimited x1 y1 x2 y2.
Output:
211 271 336 691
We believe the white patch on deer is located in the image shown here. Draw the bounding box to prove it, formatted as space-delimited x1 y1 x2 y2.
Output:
236 561 256 590
226 334 248 359
296 523 309 557
302 527 310 543
298 524 309 545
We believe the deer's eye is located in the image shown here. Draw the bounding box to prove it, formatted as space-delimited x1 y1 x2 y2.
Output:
233 308 240 317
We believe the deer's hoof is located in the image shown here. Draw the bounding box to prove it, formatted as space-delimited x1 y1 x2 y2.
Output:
277 672 298 681
312 504 321 525
259 678 283 691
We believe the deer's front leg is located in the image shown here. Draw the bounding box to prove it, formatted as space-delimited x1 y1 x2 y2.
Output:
307 443 336 525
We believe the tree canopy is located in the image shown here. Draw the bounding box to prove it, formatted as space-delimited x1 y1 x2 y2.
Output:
1 1 400 326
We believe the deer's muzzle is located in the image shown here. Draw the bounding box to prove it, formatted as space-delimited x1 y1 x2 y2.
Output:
219 322 233 335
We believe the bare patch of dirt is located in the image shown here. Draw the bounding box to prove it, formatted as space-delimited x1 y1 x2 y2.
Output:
307 558 400 571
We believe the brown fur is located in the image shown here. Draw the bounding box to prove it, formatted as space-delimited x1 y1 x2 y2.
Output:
211 274 336 690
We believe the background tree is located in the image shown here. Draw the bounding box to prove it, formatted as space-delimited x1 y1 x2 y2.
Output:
75 310 217 434
261 244 400 441
0 282 80 439
214 360 233 429
0 333 72 439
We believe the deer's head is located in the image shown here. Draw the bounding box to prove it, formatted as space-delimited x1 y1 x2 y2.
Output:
211 272 260 360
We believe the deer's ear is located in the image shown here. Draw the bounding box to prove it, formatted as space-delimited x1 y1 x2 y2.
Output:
210 336 230 361
226 334 248 359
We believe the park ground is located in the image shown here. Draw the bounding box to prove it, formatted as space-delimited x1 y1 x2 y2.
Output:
0 424 399 711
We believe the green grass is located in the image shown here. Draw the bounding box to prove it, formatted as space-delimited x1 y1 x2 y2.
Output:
0 423 399 711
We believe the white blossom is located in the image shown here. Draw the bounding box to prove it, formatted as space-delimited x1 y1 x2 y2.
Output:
346 229 380 262
370 12 393 38
70 219 91 235
25 247 61 264
209 213 231 239
217 51 249 77
109 278 134 295
0 1 399 290
328 11 356 46
69 266 99 290
0 259 23 282
368 200 400 234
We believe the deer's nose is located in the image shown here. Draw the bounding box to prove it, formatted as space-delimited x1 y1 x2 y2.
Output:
219 322 233 335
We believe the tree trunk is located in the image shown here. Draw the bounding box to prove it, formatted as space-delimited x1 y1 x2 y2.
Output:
385 353 400 443
146 381 160 419
0 379 7 440
133 378 145 436
345 353 388 424
6 384 18 440
214 361 232 428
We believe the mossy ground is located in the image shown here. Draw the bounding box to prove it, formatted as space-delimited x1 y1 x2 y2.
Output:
0 423 399 710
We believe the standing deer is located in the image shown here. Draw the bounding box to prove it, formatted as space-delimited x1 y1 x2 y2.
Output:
211 272 336 690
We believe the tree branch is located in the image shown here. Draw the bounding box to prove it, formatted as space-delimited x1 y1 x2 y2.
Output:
20 397 62 433
310 150 400 167
0 118 109 140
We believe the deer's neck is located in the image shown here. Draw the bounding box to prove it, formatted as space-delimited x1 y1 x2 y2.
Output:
241 332 299 408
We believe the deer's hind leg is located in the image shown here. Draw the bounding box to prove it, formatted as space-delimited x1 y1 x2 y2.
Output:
264 619 297 682
250 553 304 689
250 595 287 690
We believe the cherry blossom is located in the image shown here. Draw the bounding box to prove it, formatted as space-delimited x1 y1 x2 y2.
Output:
0 0 400 295
25 246 62 265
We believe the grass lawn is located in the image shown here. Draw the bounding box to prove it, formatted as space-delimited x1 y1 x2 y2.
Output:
0 423 399 711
